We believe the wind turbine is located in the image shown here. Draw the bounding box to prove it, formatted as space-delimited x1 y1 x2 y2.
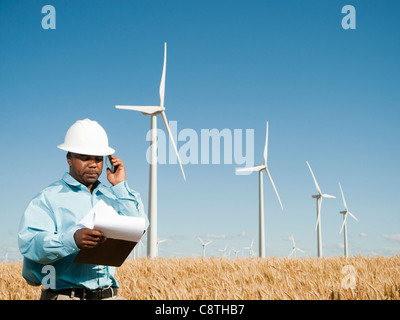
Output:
306 161 336 258
218 245 228 258
339 183 359 258
156 238 170 257
232 248 240 258
132 239 144 259
288 235 304 258
198 238 213 258
115 43 185 258
243 239 255 257
236 122 283 258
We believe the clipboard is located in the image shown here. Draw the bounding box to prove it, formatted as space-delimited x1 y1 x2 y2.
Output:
73 238 137 267
72 200 146 267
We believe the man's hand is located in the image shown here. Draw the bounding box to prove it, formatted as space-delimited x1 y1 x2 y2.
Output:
74 228 106 249
106 155 126 186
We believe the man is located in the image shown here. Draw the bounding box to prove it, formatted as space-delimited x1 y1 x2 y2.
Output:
18 119 149 300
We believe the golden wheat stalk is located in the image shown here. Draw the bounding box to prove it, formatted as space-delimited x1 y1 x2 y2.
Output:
1 256 399 300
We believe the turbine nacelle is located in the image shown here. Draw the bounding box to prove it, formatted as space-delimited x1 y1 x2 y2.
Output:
236 164 266 173
312 194 336 199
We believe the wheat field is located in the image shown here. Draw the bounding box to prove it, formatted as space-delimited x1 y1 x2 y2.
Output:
1 255 399 300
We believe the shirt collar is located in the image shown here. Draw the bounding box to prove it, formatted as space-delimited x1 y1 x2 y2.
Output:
62 172 82 188
62 172 110 194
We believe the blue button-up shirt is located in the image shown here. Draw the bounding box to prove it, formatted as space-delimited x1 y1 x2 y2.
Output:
18 172 149 290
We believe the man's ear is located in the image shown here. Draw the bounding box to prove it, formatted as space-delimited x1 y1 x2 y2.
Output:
66 152 72 167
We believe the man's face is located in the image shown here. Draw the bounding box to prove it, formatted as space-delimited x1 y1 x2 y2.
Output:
67 153 103 187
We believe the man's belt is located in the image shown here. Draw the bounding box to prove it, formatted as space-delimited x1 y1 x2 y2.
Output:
46 287 118 300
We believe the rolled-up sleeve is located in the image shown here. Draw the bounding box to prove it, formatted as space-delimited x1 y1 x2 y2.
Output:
110 181 149 229
18 194 79 265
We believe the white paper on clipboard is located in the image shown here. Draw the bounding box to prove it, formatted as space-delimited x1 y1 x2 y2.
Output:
75 200 145 242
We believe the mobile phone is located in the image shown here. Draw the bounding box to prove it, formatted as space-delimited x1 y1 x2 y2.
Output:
105 155 115 173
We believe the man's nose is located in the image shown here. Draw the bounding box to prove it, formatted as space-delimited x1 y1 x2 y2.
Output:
88 159 97 167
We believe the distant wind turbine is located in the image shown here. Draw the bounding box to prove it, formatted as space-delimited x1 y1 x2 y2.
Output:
243 240 255 258
236 122 283 258
218 245 228 258
115 43 186 258
339 183 359 258
232 248 240 258
288 235 304 258
156 238 171 257
198 238 213 258
133 239 145 259
306 161 336 258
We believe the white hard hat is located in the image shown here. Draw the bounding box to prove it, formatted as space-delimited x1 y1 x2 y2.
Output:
57 119 115 156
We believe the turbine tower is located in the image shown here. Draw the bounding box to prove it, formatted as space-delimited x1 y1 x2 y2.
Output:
115 43 186 258
339 182 359 257
236 122 283 258
306 161 335 258
198 238 213 258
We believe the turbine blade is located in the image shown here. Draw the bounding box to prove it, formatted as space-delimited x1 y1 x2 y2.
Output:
159 42 167 108
339 182 348 210
160 111 186 180
348 211 359 222
322 194 336 199
306 161 322 195
115 105 163 114
315 213 320 230
198 237 204 245
236 165 265 172
263 122 269 166
289 249 295 257
265 168 283 210
315 198 322 230
339 213 347 234
296 248 305 253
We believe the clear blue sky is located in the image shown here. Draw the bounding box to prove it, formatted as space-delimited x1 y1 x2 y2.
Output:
0 0 399 260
